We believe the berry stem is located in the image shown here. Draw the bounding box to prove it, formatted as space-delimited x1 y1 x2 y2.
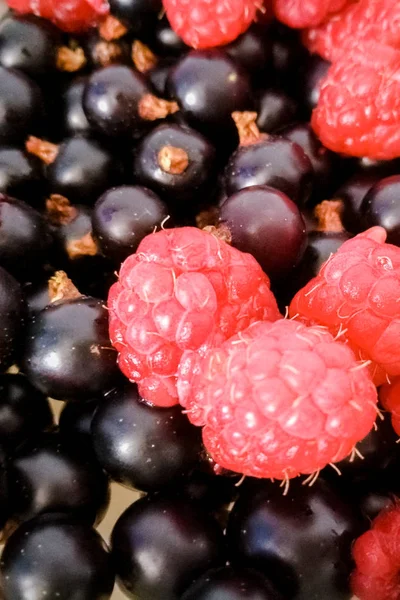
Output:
25 136 59 165
138 94 179 121
99 14 128 41
132 41 158 74
56 46 87 72
158 146 189 174
66 232 99 259
231 111 268 146
46 195 78 226
93 41 124 67
314 200 345 233
48 271 82 303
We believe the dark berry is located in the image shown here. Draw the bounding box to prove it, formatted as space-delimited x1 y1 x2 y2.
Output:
227 478 363 600
0 373 53 450
168 50 252 147
59 398 99 453
357 487 398 522
361 175 400 245
133 123 217 214
48 136 120 205
0 14 62 78
0 194 52 279
257 89 298 133
224 135 313 206
270 24 306 86
298 54 330 114
91 381 202 492
224 24 272 77
22 296 119 401
111 494 225 600
148 59 176 97
220 185 307 279
0 67 43 144
24 274 53 316
62 76 92 136
109 0 163 33
151 16 188 57
7 431 110 525
0 444 8 530
182 567 283 600
0 266 25 371
1 513 115 600
92 185 169 263
336 172 383 233
83 30 131 69
0 146 43 204
172 470 239 513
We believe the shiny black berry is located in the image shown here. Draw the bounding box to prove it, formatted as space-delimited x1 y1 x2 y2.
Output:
0 444 8 530
0 266 25 371
0 67 43 144
151 16 188 57
257 89 297 133
0 146 43 204
83 31 130 70
224 24 272 77
59 398 99 453
22 296 119 401
111 494 225 600
172 470 239 513
1 513 115 600
361 175 400 245
298 54 330 114
109 0 162 33
270 24 306 87
61 76 92 137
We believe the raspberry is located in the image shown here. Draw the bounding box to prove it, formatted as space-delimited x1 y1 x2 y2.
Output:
380 380 400 437
6 0 109 32
108 227 280 407
273 0 351 29
351 504 400 600
289 226 400 386
178 319 377 479
311 42 400 160
162 0 259 49
304 0 400 62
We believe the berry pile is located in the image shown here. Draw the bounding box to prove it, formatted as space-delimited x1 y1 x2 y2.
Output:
0 0 399 599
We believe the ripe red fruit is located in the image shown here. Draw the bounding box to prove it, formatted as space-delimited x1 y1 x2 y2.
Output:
108 227 280 407
178 319 378 479
6 0 109 32
351 504 400 600
290 226 400 386
311 42 400 160
162 0 259 49
274 0 351 29
380 380 400 437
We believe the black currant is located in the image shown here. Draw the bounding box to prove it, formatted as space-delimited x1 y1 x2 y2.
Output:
224 24 272 77
59 398 99 453
257 89 298 133
361 175 400 245
0 266 25 371
298 54 331 114
61 76 92 137
151 16 189 57
0 444 8 530
109 0 163 33
0 146 43 204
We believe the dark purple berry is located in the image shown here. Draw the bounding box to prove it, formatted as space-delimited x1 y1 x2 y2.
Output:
109 0 162 33
224 24 272 77
0 67 43 144
151 16 189 57
0 444 8 530
361 175 400 245
62 76 92 137
298 54 330 114
0 146 43 204
0 266 25 371
59 398 99 452
257 89 297 133
172 470 239 513
270 24 306 86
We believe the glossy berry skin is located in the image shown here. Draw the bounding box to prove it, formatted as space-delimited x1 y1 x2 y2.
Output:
182 567 283 600
83 65 150 138
0 266 25 371
48 137 120 205
0 147 43 204
270 24 306 86
151 16 189 57
168 51 252 145
83 31 131 70
22 296 119 401
133 123 217 212
227 478 363 600
62 77 92 137
93 185 169 263
220 186 307 279
109 0 162 32
172 470 239 512
224 24 272 77
111 494 225 600
59 398 98 452
224 135 313 207
7 432 110 525
0 444 8 529
337 172 385 234
148 60 175 97
91 381 202 492
1 513 115 600
361 176 400 246
0 374 53 450
298 54 331 114
0 67 43 144
256 89 297 134
0 14 62 78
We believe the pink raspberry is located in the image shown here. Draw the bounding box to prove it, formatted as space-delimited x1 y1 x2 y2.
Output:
162 0 259 49
6 0 109 32
351 504 400 600
289 227 400 386
178 319 377 479
274 0 352 29
380 380 400 437
108 227 280 407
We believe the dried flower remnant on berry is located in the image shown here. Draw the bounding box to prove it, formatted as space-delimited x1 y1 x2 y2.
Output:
314 199 345 233
46 195 78 225
138 94 179 121
158 146 189 175
66 232 99 259
99 14 128 41
56 46 87 72
25 137 59 165
49 271 81 303
231 111 268 146
132 41 158 74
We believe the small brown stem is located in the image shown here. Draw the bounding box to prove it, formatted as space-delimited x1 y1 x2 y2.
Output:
92 40 124 66
203 224 232 245
25 136 59 165
231 111 268 146
314 199 345 233
46 194 78 226
138 94 179 121
132 40 158 73
66 232 99 259
56 46 86 72
99 14 128 41
158 146 189 175
49 271 81 303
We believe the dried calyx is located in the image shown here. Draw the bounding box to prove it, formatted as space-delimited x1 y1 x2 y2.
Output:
158 145 189 174
48 271 81 303
138 94 179 121
231 111 268 146
46 195 78 226
67 232 99 260
93 41 124 67
99 14 128 41
132 40 158 73
56 45 87 72
26 136 59 165
314 199 345 233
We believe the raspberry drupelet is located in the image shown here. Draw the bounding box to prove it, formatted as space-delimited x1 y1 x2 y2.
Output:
178 318 377 479
6 0 109 32
108 227 280 407
290 227 400 386
380 380 400 437
274 0 351 29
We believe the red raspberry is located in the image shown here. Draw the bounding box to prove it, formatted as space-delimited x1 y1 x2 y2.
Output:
351 504 400 600
273 0 351 29
311 42 400 160
6 0 109 32
289 226 400 386
178 319 377 479
108 227 280 408
304 0 400 62
162 0 259 49
380 380 400 437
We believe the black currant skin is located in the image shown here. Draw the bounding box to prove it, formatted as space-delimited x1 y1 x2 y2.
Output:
225 24 272 78
224 136 313 207
0 266 25 371
220 186 307 280
151 16 189 57
62 76 92 137
91 382 202 492
83 31 131 70
270 24 307 87
171 469 239 513
182 567 283 600
0 14 62 78
298 54 331 114
109 0 162 33
24 274 53 316
92 185 169 263
7 431 110 525
256 89 298 134
0 67 43 144
0 146 43 203
227 478 364 600
22 296 119 401
59 398 99 453
0 444 8 530
111 494 225 600
361 175 400 245
0 373 53 451
1 513 115 600
148 59 176 97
